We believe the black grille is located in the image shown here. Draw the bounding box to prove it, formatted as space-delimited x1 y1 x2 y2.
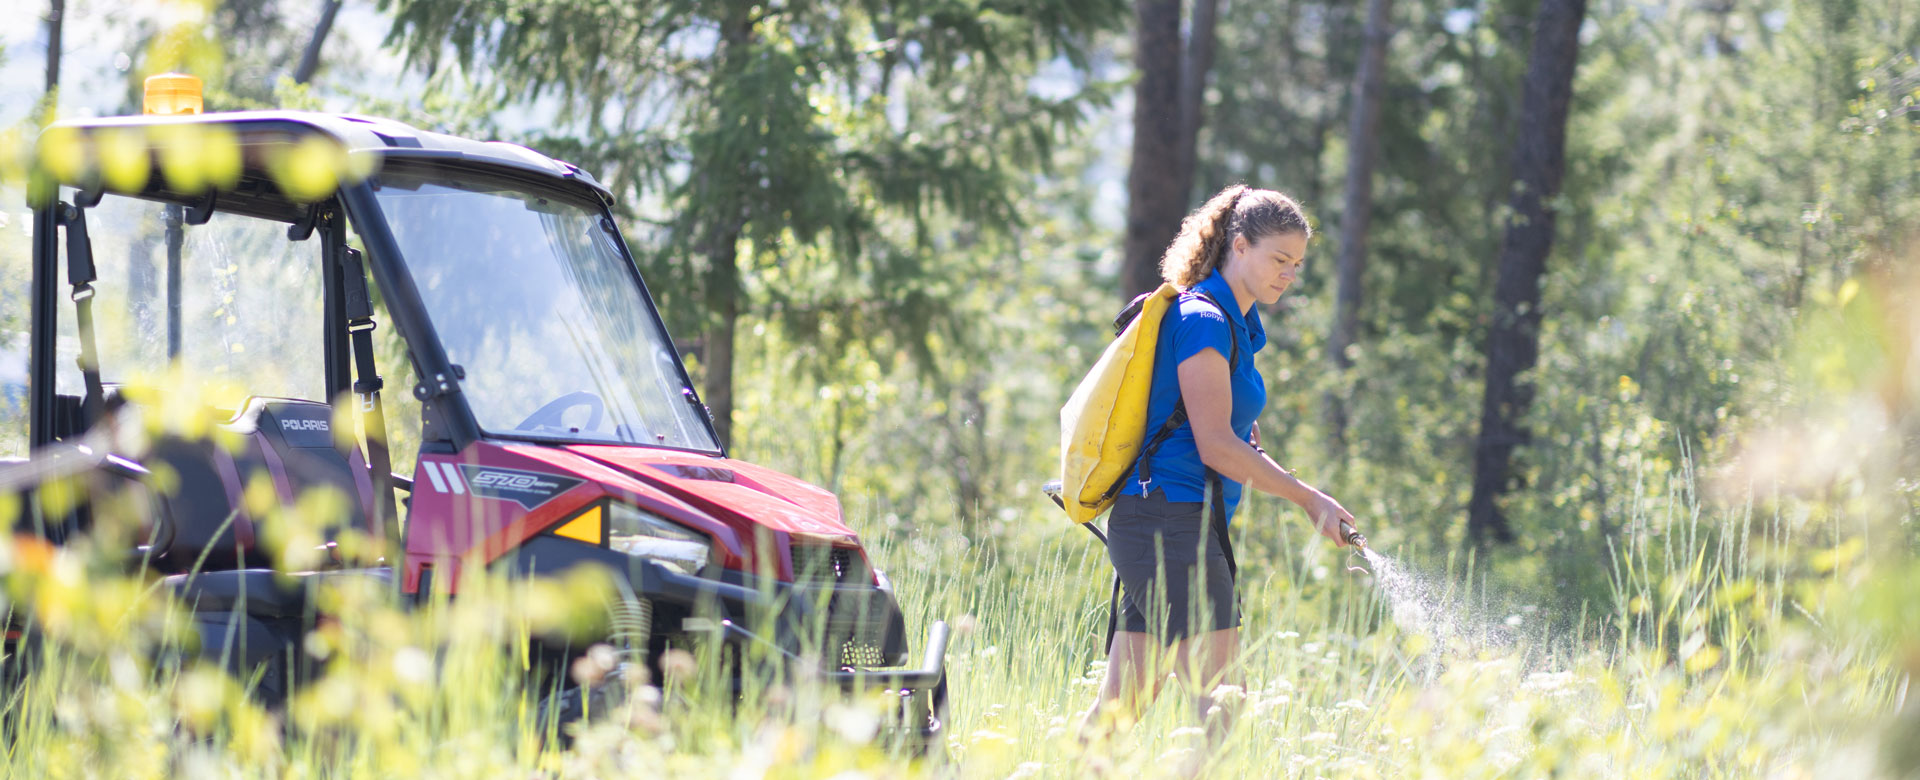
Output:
838 636 889 668
824 589 895 669
792 544 867 587
791 544 895 668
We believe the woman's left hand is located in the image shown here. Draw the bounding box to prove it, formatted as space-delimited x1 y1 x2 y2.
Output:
1301 492 1358 548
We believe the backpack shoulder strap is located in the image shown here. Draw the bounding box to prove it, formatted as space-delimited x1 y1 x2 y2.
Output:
1112 289 1159 335
1123 288 1248 493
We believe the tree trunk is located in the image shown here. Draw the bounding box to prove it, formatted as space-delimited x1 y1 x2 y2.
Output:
1120 0 1187 299
704 236 739 448
700 3 756 449
44 0 64 107
293 0 343 85
1466 0 1588 546
1175 0 1220 203
1326 0 1393 443
949 380 989 534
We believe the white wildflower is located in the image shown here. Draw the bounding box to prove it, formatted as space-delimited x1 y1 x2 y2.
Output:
824 703 880 745
392 646 433 684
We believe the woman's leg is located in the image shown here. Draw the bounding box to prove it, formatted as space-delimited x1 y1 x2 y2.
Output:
1201 627 1244 739
1080 630 1166 737
1172 626 1242 742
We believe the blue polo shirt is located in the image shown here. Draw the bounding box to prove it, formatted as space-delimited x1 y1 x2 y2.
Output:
1120 269 1268 522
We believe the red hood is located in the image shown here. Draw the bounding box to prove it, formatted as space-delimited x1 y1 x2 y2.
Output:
565 446 858 540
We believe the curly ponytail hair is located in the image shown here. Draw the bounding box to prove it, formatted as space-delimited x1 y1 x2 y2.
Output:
1159 185 1312 288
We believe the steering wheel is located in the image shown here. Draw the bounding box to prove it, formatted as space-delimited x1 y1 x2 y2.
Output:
514 391 606 433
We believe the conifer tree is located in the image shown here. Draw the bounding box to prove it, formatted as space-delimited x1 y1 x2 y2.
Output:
378 0 1125 445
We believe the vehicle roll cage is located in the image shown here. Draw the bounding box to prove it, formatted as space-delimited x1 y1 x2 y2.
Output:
26 112 723 468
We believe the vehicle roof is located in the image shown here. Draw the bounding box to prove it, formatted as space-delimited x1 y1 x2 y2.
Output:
37 110 610 220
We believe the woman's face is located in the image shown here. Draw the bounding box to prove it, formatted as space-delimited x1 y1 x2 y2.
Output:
1224 231 1309 306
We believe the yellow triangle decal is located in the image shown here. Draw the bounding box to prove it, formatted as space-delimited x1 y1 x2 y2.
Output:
554 505 603 544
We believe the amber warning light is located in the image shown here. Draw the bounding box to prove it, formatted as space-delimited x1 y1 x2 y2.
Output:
143 73 203 115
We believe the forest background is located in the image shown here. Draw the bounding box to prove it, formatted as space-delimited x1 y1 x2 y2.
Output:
0 0 1918 776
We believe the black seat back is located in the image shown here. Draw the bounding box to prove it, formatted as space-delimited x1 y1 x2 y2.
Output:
151 397 378 573
235 398 376 537
148 433 255 571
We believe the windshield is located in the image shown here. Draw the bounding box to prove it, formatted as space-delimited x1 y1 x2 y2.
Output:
373 168 718 452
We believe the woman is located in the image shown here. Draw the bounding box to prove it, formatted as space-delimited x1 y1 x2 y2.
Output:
1082 184 1361 740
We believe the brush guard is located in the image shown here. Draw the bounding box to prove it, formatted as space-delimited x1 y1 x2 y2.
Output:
705 618 950 756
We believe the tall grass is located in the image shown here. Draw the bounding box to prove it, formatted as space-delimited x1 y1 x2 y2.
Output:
3 447 1907 778
9 260 1920 777
870 469 1906 779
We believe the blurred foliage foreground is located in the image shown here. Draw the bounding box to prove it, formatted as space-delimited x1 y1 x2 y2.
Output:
0 25 1915 775
0 235 1914 780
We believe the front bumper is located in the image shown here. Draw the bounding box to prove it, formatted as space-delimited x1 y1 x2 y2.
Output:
498 536 946 683
609 542 949 751
708 614 951 690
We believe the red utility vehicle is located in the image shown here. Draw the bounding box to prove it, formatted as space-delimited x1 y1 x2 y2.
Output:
2 80 946 748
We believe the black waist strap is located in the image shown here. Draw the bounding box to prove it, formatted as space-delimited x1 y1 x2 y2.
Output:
1205 471 1238 581
1097 475 1237 652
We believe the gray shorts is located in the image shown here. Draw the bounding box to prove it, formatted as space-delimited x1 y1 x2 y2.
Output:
1107 491 1240 642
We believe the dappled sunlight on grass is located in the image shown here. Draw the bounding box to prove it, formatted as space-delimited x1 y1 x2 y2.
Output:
0 298 1910 777
0 54 1914 780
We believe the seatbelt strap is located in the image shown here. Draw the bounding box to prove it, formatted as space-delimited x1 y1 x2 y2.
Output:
336 245 397 551
58 203 105 425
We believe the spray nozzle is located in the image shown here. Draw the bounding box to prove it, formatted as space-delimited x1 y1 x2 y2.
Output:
1340 521 1377 576
1340 521 1368 550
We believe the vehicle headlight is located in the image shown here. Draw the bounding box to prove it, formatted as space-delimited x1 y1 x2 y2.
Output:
607 503 713 576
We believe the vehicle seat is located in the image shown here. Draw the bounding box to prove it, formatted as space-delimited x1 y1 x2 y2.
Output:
146 432 256 571
147 397 379 573
166 569 309 620
165 567 393 620
226 398 378 537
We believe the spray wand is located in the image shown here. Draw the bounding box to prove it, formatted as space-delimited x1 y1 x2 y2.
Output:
1341 521 1378 574
1340 521 1368 550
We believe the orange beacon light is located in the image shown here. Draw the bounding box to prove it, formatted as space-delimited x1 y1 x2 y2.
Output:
143 73 203 115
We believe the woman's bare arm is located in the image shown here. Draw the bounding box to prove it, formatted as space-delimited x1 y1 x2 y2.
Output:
1177 349 1355 545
